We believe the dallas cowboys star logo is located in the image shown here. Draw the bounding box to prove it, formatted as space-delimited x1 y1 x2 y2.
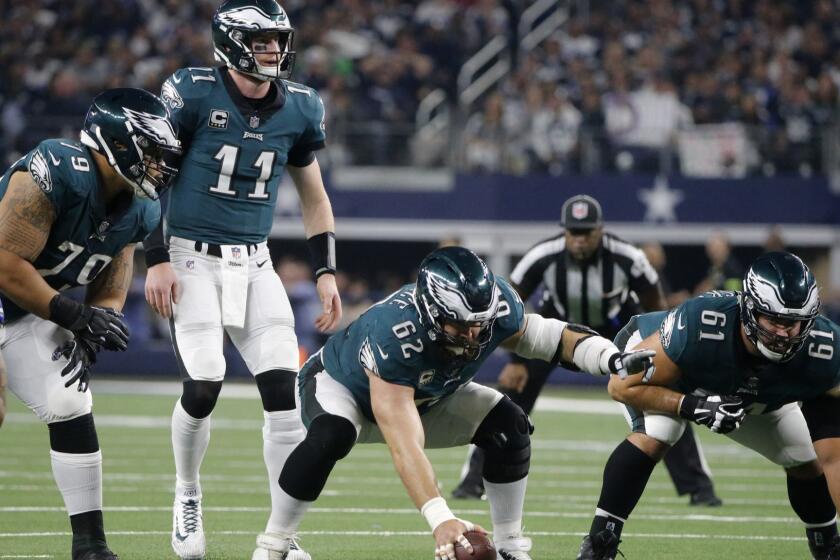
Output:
638 174 684 222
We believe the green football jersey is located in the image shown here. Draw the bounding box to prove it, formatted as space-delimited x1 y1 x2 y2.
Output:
631 292 840 413
160 66 326 245
0 139 160 322
318 279 526 422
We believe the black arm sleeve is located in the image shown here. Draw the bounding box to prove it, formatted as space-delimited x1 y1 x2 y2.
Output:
287 140 326 168
143 193 169 267
802 396 840 442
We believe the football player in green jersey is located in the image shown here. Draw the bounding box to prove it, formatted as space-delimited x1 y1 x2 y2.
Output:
0 88 181 560
266 247 654 560
577 252 840 560
141 2 342 559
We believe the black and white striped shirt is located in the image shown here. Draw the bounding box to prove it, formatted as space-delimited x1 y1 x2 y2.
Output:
510 232 660 338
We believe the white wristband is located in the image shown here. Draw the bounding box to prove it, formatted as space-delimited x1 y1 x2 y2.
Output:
421 496 456 531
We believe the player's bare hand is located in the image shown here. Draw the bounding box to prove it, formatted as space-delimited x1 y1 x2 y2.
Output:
145 262 179 318
314 273 342 332
433 519 486 560
498 363 528 392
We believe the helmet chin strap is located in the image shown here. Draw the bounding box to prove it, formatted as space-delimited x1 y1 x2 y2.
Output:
756 339 786 362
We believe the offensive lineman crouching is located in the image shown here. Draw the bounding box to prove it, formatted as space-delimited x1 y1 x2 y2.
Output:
0 89 181 560
577 252 840 560
261 247 653 560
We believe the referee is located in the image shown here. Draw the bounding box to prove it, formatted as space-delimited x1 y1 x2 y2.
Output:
452 194 722 506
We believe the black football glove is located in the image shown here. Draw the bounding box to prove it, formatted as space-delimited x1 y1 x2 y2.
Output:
52 337 98 392
679 394 746 434
612 349 657 380
49 295 129 351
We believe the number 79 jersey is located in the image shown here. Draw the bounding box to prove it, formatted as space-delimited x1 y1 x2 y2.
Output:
160 66 326 245
320 279 526 422
0 139 160 323
633 292 840 412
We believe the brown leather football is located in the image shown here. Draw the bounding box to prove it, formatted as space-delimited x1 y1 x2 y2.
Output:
454 530 496 560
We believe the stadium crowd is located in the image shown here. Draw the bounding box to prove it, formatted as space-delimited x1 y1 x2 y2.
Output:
2 1 839 174
464 0 840 175
0 0 515 167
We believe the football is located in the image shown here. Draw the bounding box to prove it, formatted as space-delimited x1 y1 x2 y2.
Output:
454 530 496 560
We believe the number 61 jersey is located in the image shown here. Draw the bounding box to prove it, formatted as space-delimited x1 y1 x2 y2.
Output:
160 66 326 245
320 279 526 422
0 139 160 322
633 292 840 413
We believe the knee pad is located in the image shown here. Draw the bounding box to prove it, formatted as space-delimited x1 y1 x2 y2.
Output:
305 413 358 462
279 413 357 501
638 413 686 446
803 396 840 442
472 397 532 483
244 324 299 374
48 413 99 454
256 369 297 412
45 383 92 422
180 380 223 419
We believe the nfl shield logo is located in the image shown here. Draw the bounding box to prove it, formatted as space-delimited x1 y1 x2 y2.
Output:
571 202 589 220
231 247 241 259
250 115 260 128
186 260 195 270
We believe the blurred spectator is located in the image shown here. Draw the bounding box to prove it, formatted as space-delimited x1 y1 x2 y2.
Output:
764 226 787 253
641 240 690 308
276 257 324 355
694 231 744 294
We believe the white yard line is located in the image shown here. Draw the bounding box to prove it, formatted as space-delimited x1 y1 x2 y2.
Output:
0 505 802 524
0 529 804 542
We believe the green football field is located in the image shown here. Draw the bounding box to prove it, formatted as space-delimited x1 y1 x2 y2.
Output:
0 381 811 559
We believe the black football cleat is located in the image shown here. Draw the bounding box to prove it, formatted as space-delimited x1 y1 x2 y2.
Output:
73 548 119 560
451 479 485 500
689 488 723 507
814 534 840 559
577 529 623 560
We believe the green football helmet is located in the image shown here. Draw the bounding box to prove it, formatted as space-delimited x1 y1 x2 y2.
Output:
740 251 820 362
212 0 295 81
415 247 501 359
80 88 182 200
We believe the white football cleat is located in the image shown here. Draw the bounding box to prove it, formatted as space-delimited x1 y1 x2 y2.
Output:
495 534 533 560
252 532 311 560
171 497 205 560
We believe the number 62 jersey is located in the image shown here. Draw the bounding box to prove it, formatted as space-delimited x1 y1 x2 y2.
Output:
320 279 526 422
633 292 840 413
160 66 326 245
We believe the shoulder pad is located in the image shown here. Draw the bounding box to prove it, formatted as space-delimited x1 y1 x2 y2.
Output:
29 139 90 194
166 68 217 95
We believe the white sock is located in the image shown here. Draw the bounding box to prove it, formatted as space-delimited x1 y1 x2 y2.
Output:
263 410 305 534
265 485 312 536
484 476 527 539
171 399 210 495
50 450 102 515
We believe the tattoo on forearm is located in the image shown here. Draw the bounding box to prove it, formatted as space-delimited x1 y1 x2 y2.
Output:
0 172 54 261
101 249 133 295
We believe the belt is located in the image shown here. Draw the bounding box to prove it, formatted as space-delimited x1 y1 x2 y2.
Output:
193 241 259 258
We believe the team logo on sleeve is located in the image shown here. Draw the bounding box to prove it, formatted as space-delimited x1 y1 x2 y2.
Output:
359 337 380 376
660 309 677 348
28 150 52 193
161 80 184 109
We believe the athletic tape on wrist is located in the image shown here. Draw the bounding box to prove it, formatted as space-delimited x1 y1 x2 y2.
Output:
421 496 456 531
